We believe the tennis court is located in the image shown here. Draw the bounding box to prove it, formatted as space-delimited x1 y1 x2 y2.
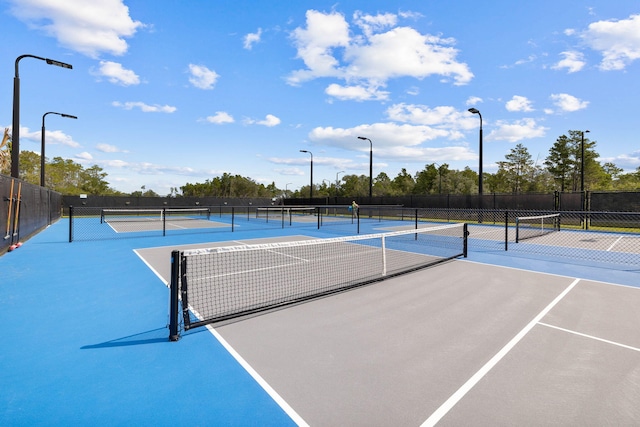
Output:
1 215 640 425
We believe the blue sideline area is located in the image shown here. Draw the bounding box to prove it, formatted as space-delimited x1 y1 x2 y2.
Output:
0 219 298 426
2 217 638 425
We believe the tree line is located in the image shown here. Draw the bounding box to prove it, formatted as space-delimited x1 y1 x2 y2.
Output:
1 130 638 197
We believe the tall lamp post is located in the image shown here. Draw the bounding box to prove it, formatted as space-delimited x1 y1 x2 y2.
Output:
580 130 590 192
41 112 77 187
300 150 313 199
12 54 73 179
357 136 373 199
467 108 483 196
285 182 292 198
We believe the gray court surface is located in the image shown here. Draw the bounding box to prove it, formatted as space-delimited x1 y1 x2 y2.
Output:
136 237 640 426
107 218 228 233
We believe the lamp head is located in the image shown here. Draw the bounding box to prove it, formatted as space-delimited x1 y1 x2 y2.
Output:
357 136 368 140
468 108 480 114
45 59 73 69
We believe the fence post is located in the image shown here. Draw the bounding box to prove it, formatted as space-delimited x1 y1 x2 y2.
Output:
504 210 509 251
68 205 73 242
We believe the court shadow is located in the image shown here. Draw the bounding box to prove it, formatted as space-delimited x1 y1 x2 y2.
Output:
81 327 169 349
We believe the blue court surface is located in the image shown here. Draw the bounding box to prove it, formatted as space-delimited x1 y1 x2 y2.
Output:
1 217 639 425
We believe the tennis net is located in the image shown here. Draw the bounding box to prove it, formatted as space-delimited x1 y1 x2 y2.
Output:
515 213 560 243
101 207 210 223
169 222 467 339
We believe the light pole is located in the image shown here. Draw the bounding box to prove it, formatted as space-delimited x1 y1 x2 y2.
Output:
357 136 373 199
300 150 313 199
580 130 590 192
336 170 345 196
285 182 292 198
41 112 77 187
467 108 483 196
12 54 73 179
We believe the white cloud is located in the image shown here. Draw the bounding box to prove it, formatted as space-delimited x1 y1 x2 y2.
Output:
466 96 483 106
287 9 473 97
552 51 586 73
487 118 548 142
306 122 477 164
288 10 350 85
257 114 281 127
76 152 93 160
112 101 177 113
549 93 589 112
386 103 478 132
96 143 128 153
353 11 397 37
93 61 140 86
18 125 79 148
205 112 235 124
505 95 534 112
188 64 219 90
325 83 389 101
243 28 262 49
8 0 144 58
245 114 281 127
580 14 640 70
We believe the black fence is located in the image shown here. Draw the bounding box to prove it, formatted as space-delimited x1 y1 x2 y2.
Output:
289 191 640 212
62 195 275 215
1 174 62 253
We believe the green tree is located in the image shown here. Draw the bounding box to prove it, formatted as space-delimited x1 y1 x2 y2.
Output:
392 168 415 194
373 172 393 196
544 134 573 191
497 143 534 193
80 165 111 195
340 174 369 197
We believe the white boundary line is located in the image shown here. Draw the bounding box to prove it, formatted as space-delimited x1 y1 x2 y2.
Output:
421 278 581 427
204 324 310 426
538 322 640 353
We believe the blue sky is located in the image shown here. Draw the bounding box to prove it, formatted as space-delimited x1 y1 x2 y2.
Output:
1 0 639 195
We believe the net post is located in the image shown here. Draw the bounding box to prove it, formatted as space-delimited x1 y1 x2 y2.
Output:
231 207 235 232
317 206 321 229
463 223 468 257
357 208 360 234
169 250 181 341
68 205 74 242
515 217 520 243
162 208 166 236
504 210 509 251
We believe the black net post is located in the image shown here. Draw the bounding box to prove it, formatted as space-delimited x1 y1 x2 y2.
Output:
169 250 181 341
68 205 73 242
231 207 235 232
504 210 509 251
162 208 166 237
463 223 468 257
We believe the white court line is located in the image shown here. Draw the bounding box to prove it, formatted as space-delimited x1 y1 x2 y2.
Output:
133 249 168 286
606 235 624 252
204 324 310 426
538 322 640 353
421 278 581 427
